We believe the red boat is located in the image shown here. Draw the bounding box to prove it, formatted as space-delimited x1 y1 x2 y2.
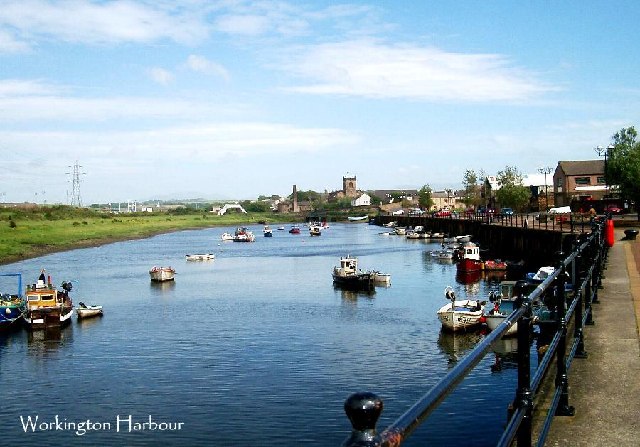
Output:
456 242 483 273
289 225 301 234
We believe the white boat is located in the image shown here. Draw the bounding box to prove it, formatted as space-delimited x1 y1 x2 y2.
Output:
233 227 256 242
431 249 454 260
394 227 406 236
371 271 391 286
455 234 472 243
437 286 484 332
221 232 234 241
149 266 175 282
263 225 273 237
309 226 321 236
185 253 215 261
77 302 103 319
347 215 368 221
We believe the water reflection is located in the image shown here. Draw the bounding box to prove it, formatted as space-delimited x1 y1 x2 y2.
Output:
27 326 72 356
490 337 519 372
149 280 176 294
437 329 483 365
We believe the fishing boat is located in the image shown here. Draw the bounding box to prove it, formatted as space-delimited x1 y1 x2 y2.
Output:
233 227 256 242
332 255 374 291
456 242 484 273
149 266 176 282
483 259 508 271
76 302 103 319
23 271 74 330
0 272 25 332
185 253 215 261
484 281 537 336
263 225 273 237
289 225 301 234
309 225 321 236
437 286 484 332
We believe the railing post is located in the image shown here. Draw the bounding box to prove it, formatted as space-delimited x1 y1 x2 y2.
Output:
515 281 533 446
342 392 383 447
573 249 588 358
554 252 575 416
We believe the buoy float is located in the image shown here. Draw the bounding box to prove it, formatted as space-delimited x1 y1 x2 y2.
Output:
605 218 615 247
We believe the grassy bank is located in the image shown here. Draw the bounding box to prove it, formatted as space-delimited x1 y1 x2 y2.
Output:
0 206 294 266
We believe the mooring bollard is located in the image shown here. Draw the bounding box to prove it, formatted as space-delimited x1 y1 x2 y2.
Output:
342 392 383 447
624 229 638 240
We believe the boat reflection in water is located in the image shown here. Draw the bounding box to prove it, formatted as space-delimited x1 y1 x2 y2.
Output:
149 280 176 294
490 336 519 372
336 287 375 302
437 329 483 365
27 326 72 356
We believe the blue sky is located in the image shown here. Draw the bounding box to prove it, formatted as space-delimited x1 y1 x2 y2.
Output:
1 0 638 204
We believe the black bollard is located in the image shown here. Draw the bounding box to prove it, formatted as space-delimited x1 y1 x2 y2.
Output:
342 392 383 447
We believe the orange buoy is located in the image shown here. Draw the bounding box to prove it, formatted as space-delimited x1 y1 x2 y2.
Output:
605 218 615 247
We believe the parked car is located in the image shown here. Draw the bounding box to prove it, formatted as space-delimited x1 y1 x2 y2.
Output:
433 209 452 217
500 207 514 216
477 207 495 216
464 208 475 217
605 204 622 214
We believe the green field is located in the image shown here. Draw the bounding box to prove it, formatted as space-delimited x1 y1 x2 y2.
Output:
0 205 293 265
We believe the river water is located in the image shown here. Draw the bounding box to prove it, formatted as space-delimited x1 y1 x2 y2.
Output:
0 223 522 446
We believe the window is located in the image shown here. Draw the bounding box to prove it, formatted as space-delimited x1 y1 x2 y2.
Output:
575 177 591 185
597 176 605 184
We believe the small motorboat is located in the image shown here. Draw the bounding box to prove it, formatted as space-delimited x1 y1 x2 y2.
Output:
185 253 215 261
309 226 321 236
149 266 176 282
77 302 103 319
221 232 234 241
437 286 485 332
371 271 391 286
289 225 301 234
263 225 273 237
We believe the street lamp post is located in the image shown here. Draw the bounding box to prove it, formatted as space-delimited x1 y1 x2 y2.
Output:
538 167 552 210
594 145 614 199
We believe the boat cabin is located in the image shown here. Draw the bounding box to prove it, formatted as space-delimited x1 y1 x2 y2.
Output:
25 279 59 310
335 256 359 276
461 242 481 261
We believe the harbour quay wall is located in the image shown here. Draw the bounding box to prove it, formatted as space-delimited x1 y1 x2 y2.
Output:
375 215 577 267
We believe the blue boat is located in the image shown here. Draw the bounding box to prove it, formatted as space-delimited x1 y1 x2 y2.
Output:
0 273 25 332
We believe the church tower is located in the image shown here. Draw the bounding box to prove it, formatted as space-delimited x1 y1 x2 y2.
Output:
343 174 357 198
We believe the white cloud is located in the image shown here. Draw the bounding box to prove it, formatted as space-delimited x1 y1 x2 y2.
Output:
279 40 556 103
186 55 230 81
0 0 209 46
148 67 174 86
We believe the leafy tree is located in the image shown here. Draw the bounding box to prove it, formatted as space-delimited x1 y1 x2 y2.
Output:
461 169 481 208
418 185 433 209
495 166 530 211
607 126 640 218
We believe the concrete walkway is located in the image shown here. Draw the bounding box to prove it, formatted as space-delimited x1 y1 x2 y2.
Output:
543 230 640 446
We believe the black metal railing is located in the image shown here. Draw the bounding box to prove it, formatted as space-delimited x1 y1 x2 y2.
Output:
341 221 607 447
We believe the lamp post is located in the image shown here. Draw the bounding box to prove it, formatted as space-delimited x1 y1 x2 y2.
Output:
538 167 552 210
594 145 614 199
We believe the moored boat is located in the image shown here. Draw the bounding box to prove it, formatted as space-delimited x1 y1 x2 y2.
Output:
289 225 301 234
483 259 508 271
221 232 234 241
456 242 483 273
484 280 537 336
77 302 103 319
371 271 391 286
23 271 74 330
437 286 484 332
309 225 321 236
185 253 215 261
149 266 176 282
0 272 25 332
332 255 374 291
263 225 273 237
233 227 256 242
347 215 368 221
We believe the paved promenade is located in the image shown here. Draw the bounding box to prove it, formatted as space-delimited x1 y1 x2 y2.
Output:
543 229 640 446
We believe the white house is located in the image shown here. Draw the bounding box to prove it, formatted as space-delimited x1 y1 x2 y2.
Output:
351 193 371 207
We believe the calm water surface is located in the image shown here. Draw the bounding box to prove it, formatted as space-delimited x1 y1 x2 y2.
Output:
0 223 521 446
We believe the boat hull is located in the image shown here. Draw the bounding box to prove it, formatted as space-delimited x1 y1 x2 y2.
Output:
77 307 103 319
457 258 484 273
149 268 175 282
23 306 73 330
0 304 24 332
437 301 483 332
332 273 374 291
